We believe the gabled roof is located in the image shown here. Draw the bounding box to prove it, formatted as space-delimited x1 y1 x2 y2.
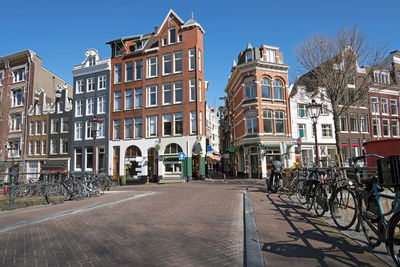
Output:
182 15 205 33
156 9 185 35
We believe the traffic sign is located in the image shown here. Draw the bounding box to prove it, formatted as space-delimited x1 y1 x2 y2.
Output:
207 145 212 152
178 152 185 160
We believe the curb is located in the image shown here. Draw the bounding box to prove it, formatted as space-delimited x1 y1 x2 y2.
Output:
243 191 264 267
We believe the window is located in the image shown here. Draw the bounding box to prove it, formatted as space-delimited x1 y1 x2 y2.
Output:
114 64 122 84
261 78 271 98
392 120 399 137
382 98 389 114
163 54 171 75
125 89 133 110
114 91 121 111
57 102 63 113
88 57 95 66
162 37 167 46
29 121 34 135
146 85 158 107
245 51 253 62
75 122 82 140
12 69 25 83
178 33 182 43
98 76 106 90
199 111 203 135
391 99 398 116
134 117 142 138
163 83 172 105
246 111 258 134
147 116 158 137
372 118 380 136
371 97 379 114
60 138 68 154
11 89 23 107
374 72 390 84
198 50 202 71
245 79 256 99
190 112 197 134
147 57 158 78
86 147 93 170
382 119 390 136
97 122 105 138
29 141 33 156
98 96 106 114
50 138 57 155
75 100 83 116
51 118 59 134
266 49 276 63
273 80 283 100
75 148 82 170
61 117 69 133
115 45 122 57
263 110 273 133
189 49 195 71
42 141 46 155
87 78 95 92
322 124 332 137
275 110 285 134
175 113 183 135
199 80 202 103
86 98 94 115
360 114 368 133
113 120 120 139
298 104 307 117
134 88 142 108
163 114 172 136
86 121 93 139
76 80 84 93
135 60 143 80
7 140 20 157
321 105 329 115
174 51 182 73
350 113 358 132
174 81 183 104
298 124 306 138
43 121 47 135
169 28 176 44
36 121 41 135
36 103 42 115
164 143 183 154
340 115 348 132
189 79 195 102
126 62 133 81
11 114 22 132
125 118 132 139
0 72 3 86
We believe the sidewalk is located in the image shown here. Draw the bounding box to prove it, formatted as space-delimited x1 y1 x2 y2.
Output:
249 189 388 266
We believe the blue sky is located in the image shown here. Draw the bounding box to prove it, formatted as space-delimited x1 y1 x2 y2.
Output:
2 0 399 107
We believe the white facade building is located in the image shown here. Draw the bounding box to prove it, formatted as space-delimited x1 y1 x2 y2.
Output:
206 104 220 154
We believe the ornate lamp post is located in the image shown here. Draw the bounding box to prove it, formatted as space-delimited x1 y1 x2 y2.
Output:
89 115 103 174
306 99 322 166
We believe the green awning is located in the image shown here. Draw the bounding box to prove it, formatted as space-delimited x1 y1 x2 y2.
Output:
163 155 179 160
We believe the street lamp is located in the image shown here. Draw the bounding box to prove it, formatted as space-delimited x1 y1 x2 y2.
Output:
306 99 322 166
89 115 103 174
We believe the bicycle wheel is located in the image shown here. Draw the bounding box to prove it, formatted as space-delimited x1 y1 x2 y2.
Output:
305 180 318 211
330 187 357 230
314 184 328 217
386 211 400 266
296 179 307 204
360 195 383 247
270 174 280 193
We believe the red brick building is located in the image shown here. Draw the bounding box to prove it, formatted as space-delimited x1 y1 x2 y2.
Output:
106 10 206 182
224 43 291 178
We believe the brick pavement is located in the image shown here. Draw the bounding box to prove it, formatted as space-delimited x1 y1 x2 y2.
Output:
0 184 243 266
249 188 388 266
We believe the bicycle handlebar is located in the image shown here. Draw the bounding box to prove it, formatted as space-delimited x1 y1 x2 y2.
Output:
353 153 384 163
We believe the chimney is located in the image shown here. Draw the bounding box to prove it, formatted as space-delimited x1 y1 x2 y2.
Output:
154 26 159 33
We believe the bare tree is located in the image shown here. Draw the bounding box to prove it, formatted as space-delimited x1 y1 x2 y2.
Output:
296 26 386 165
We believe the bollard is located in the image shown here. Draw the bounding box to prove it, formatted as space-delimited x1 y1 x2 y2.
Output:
224 173 227 183
9 172 16 210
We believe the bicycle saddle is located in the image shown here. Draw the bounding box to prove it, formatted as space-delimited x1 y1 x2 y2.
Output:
360 176 378 185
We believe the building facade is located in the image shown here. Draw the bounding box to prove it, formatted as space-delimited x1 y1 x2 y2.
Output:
224 43 291 179
205 103 220 169
70 49 111 174
0 50 71 176
106 10 206 182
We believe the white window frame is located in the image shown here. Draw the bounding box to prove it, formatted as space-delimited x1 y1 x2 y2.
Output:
173 51 183 73
86 98 94 115
245 51 252 62
392 120 399 137
169 28 176 44
85 148 94 171
42 140 46 155
163 114 172 136
371 97 379 115
391 99 398 116
98 75 106 90
134 117 142 138
113 120 121 140
298 124 306 138
174 113 183 135
147 116 158 137
199 111 203 135
98 96 106 114
75 148 82 170
174 81 183 104
199 80 202 103
12 69 25 83
178 33 182 43
163 54 172 75
29 121 34 136
372 118 381 137
125 89 133 110
146 85 158 107
198 50 202 71
147 57 158 78
87 78 95 92
86 121 93 140
35 121 41 135
360 114 369 133
75 122 82 141
35 141 40 156
382 119 390 137
135 59 143 80
114 91 122 111
381 98 389 115
76 79 84 94
125 61 133 82
190 111 197 134
163 83 172 105
189 79 195 102
321 124 333 137
60 138 68 155
189 49 195 71
134 87 142 108
75 100 83 117
61 117 69 133
124 118 133 139
114 64 122 84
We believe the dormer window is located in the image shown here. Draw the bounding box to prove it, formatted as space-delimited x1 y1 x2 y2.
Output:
136 40 143 50
374 71 390 84
115 44 122 57
88 57 96 66
245 51 253 62
169 28 176 44
266 49 276 63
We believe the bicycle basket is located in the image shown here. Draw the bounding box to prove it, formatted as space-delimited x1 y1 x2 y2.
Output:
377 156 400 187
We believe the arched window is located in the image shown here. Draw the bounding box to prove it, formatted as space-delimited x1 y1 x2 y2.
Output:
275 110 285 134
246 111 258 134
164 143 183 154
273 80 283 100
245 79 256 99
261 78 271 99
125 146 141 157
263 109 273 133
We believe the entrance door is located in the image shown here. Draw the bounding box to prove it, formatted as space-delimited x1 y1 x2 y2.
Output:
113 147 120 179
250 155 259 178
147 148 158 183
192 155 201 179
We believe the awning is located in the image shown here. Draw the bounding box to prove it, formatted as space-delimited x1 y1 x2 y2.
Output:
41 160 68 172
206 154 221 161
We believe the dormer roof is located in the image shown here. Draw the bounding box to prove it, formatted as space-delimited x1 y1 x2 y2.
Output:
182 14 205 33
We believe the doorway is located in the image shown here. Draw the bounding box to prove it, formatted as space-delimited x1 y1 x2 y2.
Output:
250 154 259 178
147 148 158 183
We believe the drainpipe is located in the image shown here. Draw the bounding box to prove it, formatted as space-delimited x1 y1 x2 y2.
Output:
22 52 33 174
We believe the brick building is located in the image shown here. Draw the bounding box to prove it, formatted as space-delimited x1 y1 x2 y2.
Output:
224 43 291 179
0 50 71 176
106 10 206 182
